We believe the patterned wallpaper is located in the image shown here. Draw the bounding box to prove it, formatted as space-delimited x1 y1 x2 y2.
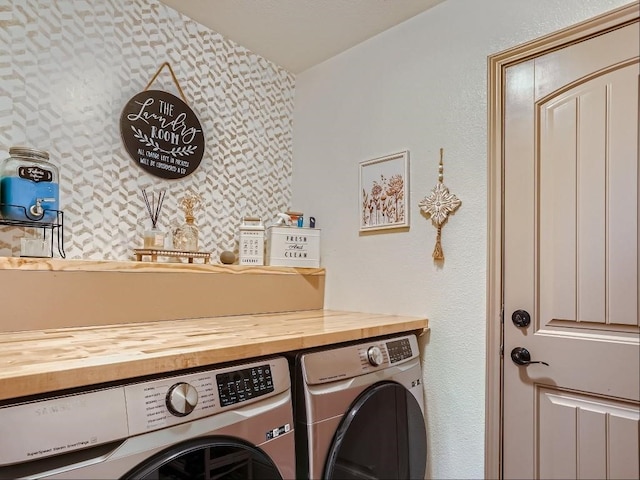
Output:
0 0 295 260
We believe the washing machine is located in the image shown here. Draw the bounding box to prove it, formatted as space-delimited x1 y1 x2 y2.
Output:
0 356 294 479
291 333 427 480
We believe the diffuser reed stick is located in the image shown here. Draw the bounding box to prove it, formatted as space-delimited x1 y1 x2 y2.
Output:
142 189 166 229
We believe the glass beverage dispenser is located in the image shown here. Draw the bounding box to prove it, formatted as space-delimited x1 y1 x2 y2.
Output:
0 146 59 223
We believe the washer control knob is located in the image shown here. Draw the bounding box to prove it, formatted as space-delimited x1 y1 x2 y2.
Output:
166 382 199 417
367 346 384 366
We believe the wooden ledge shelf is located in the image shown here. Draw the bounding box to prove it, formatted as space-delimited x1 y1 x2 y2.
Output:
0 257 326 332
0 256 325 275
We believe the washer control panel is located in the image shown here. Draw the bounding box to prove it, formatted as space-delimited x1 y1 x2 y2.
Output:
124 357 288 436
216 364 274 407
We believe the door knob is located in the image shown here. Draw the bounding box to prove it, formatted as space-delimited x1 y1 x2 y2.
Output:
512 309 531 328
510 347 549 366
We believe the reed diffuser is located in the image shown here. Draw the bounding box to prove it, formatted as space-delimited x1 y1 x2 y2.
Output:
142 188 166 249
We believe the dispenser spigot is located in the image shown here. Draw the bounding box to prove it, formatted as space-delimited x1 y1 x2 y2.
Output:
29 197 56 219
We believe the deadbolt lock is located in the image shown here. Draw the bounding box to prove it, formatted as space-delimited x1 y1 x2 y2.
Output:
512 309 531 328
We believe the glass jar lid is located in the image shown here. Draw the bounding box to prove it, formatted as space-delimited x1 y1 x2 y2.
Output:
8 146 50 161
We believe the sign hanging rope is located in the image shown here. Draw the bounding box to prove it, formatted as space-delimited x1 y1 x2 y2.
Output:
144 62 188 102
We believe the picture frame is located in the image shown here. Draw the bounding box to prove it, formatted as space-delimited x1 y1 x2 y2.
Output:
359 150 409 232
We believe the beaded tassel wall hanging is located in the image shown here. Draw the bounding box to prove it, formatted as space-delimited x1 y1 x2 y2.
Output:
418 148 461 260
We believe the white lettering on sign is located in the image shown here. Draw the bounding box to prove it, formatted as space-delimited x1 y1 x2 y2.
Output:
150 125 180 145
127 98 200 145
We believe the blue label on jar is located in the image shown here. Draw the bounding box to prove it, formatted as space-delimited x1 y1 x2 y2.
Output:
18 166 53 183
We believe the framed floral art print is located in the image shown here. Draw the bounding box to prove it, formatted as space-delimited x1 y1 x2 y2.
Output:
359 150 409 232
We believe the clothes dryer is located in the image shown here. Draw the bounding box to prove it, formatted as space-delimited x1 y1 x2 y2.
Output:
0 356 294 479
292 333 427 480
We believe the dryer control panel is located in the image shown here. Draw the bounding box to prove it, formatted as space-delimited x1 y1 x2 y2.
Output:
301 334 420 385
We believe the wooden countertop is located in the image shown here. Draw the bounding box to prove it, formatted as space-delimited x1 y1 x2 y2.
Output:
0 309 428 402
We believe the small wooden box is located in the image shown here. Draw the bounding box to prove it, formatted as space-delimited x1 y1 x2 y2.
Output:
266 226 320 267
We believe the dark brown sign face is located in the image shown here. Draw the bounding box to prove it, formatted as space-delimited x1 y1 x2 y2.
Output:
120 90 205 179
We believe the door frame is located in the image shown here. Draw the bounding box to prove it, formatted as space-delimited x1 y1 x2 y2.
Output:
485 2 640 478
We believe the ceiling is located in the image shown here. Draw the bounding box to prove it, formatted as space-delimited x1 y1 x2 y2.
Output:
158 0 443 74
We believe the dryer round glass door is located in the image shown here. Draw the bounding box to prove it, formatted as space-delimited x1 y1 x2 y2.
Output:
121 436 284 480
323 381 427 480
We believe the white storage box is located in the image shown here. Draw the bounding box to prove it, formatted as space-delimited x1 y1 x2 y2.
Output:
266 226 320 267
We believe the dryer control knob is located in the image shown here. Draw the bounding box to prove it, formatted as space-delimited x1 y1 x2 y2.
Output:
367 346 384 366
166 382 199 417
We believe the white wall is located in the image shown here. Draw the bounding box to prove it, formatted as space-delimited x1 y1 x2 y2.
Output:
291 0 632 478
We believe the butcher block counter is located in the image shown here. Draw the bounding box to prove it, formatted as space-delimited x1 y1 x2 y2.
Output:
0 257 427 402
0 309 428 402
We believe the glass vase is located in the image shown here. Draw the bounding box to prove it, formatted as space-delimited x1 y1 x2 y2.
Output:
172 217 199 251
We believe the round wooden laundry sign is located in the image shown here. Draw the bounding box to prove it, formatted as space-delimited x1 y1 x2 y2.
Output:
120 90 205 180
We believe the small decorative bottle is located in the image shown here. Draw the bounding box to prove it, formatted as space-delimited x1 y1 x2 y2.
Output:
172 192 202 251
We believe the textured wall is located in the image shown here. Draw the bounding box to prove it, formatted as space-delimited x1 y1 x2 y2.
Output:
291 0 631 478
0 0 294 260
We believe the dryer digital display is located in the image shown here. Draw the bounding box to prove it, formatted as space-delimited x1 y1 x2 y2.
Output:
217 364 274 406
386 338 413 363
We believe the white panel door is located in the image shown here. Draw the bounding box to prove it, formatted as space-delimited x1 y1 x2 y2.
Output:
503 16 639 480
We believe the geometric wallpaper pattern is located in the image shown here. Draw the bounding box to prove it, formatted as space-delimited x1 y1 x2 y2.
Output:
0 0 295 261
